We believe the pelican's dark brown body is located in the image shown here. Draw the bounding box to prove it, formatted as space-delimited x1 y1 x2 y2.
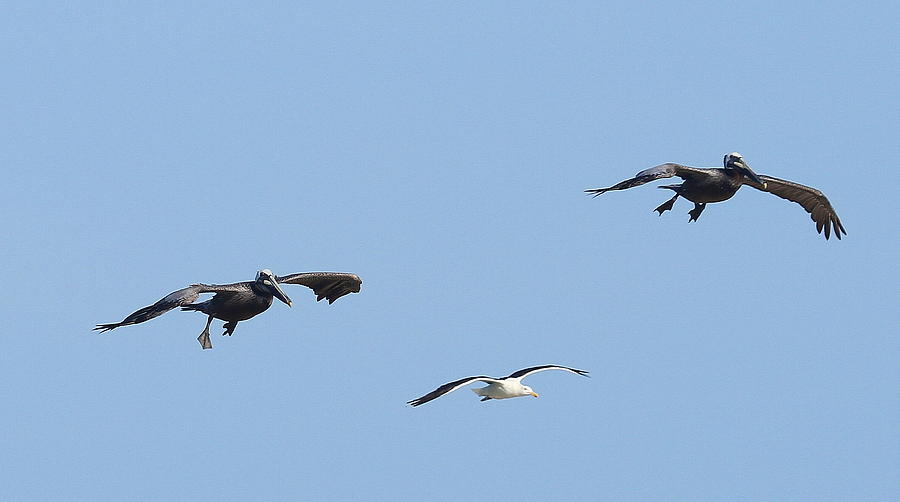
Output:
660 168 744 203
181 282 275 323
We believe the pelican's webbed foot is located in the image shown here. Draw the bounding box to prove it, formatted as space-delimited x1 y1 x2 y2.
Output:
654 194 679 215
197 316 214 350
688 202 706 222
480 396 493 402
222 321 238 336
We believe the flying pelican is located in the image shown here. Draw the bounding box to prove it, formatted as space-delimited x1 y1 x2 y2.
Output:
407 365 589 407
94 269 362 349
585 152 846 240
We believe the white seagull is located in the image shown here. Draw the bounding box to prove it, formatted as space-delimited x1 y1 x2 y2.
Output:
407 364 589 407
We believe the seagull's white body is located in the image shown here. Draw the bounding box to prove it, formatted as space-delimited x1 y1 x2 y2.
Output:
470 379 535 400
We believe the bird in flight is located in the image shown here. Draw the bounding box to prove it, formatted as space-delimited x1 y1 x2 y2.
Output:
586 152 846 240
95 269 362 349
407 365 589 407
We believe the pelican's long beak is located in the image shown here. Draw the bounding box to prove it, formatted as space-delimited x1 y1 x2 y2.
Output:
272 281 293 307
738 161 766 188
530 391 539 398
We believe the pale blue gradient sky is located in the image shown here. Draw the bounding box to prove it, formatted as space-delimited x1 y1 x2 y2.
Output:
2 2 897 500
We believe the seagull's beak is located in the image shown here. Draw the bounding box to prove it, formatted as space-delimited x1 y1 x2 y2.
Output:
737 160 766 188
271 281 293 307
530 391 539 398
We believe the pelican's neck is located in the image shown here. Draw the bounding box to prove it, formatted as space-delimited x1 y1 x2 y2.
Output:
249 281 272 298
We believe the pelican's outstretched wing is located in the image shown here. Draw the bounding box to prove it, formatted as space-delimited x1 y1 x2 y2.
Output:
407 376 502 407
93 285 202 332
93 282 251 333
276 272 362 304
506 365 590 380
585 163 709 196
745 175 847 240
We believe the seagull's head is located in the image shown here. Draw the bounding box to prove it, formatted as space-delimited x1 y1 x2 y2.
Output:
256 269 293 307
724 152 765 187
522 385 539 398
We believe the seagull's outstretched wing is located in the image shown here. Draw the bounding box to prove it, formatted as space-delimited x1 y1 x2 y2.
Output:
276 272 362 304
92 282 247 333
585 163 708 196
506 364 590 380
745 175 847 240
407 376 502 407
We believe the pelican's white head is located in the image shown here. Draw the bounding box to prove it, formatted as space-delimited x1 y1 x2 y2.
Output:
724 152 744 167
256 269 293 307
522 385 539 398
723 152 765 187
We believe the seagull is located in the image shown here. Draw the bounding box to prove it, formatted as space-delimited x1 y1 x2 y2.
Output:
94 269 362 349
407 365 589 407
585 152 846 240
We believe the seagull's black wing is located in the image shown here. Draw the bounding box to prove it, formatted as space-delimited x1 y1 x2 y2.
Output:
407 376 501 407
745 175 847 240
506 365 590 380
276 272 362 304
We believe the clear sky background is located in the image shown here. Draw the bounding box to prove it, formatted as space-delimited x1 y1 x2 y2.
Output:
2 2 898 501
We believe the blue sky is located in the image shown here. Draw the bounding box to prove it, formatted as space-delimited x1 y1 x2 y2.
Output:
2 2 897 500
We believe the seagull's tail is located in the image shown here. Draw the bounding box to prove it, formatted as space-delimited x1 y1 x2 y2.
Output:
471 388 493 401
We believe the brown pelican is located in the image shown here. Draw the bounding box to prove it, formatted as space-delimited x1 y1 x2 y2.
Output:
95 269 362 349
407 365 589 407
586 152 846 240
